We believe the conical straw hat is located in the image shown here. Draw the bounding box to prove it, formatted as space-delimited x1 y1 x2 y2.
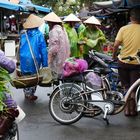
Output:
84 16 101 25
43 12 62 23
63 13 81 22
23 14 44 29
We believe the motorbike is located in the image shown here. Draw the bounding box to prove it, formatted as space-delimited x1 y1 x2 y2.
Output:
88 50 123 93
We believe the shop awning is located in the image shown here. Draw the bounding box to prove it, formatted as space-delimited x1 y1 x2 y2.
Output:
0 0 25 11
30 4 51 13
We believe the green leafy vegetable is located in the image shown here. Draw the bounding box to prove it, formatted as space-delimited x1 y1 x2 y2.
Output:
0 67 12 112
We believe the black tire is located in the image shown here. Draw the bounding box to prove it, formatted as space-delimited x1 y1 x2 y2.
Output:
3 122 19 140
49 83 85 125
136 86 140 103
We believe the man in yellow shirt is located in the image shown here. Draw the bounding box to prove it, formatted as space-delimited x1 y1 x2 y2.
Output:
113 8 140 116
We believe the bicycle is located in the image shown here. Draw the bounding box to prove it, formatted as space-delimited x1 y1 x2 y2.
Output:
49 53 140 125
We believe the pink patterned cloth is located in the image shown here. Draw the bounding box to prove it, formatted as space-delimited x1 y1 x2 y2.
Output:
63 57 88 77
48 25 70 76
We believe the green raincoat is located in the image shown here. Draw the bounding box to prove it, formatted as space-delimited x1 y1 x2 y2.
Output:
79 27 106 57
64 23 80 58
78 23 86 35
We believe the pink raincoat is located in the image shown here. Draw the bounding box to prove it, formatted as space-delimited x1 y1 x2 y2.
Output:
48 25 70 76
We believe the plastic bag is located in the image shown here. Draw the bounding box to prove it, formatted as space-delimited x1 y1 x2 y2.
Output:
85 72 102 89
63 57 88 77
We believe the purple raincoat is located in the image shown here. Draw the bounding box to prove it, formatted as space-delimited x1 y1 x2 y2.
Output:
0 50 15 73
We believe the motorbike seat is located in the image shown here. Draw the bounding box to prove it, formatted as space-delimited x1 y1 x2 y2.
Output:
94 67 112 75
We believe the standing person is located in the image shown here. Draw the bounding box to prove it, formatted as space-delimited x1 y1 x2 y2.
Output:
112 8 140 116
63 13 81 58
19 14 48 101
43 12 70 79
79 16 106 61
77 17 86 35
39 22 49 40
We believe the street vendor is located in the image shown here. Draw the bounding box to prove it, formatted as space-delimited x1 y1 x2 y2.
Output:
19 14 48 101
79 16 106 61
43 12 70 79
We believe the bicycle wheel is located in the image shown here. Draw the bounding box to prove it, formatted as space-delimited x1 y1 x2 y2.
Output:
49 83 85 125
3 122 19 140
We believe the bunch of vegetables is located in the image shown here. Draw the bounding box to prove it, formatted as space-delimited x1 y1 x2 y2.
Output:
0 67 18 117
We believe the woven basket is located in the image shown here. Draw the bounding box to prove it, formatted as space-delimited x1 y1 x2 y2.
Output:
39 67 52 84
11 75 43 89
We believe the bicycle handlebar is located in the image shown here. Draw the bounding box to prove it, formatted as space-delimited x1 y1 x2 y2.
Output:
121 56 136 61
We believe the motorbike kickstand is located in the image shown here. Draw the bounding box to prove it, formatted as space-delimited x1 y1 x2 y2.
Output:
103 106 110 125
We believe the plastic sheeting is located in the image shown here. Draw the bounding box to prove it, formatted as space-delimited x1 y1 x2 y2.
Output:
93 0 121 9
19 0 51 13
119 0 140 8
93 0 140 9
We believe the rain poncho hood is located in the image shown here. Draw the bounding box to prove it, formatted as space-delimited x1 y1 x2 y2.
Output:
19 28 48 74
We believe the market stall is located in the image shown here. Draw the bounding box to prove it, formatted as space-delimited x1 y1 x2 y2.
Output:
0 0 51 56
0 0 26 54
90 0 140 54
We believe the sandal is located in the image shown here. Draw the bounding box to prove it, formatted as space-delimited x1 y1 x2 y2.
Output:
25 95 38 101
124 98 131 116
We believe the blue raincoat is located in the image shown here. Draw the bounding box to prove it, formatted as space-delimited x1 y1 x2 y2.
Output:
19 28 48 75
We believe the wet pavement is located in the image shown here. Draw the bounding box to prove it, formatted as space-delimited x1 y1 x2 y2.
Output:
11 86 140 140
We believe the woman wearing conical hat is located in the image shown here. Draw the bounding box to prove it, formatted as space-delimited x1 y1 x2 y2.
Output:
63 13 82 58
19 14 48 101
79 16 106 60
43 12 70 78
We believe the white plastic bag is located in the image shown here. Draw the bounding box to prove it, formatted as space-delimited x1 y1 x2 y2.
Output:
15 106 26 123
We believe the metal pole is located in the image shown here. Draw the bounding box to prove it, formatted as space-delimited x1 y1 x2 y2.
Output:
0 10 3 50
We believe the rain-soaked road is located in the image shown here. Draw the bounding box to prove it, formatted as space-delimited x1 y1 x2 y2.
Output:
10 85 140 140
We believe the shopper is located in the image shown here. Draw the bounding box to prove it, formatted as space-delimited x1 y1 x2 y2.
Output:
113 8 140 116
